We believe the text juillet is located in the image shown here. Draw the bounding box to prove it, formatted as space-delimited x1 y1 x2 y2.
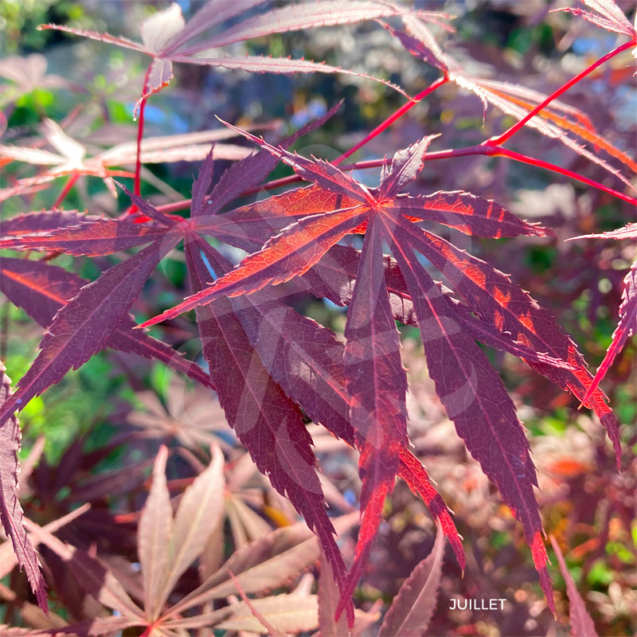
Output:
450 598 507 610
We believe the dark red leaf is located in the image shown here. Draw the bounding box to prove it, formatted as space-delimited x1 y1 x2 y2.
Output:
0 363 47 612
583 263 636 404
337 215 409 616
227 271 465 570
304 245 572 371
397 451 465 571
183 235 353 623
219 120 374 204
383 212 552 610
382 15 448 72
0 234 181 428
549 536 598 637
197 185 360 252
410 226 622 469
0 256 213 390
389 191 552 238
0 218 170 256
141 206 368 327
379 135 437 199
0 210 86 238
195 100 343 219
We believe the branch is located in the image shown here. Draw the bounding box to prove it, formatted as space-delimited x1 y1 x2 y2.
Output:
485 40 636 147
333 75 449 165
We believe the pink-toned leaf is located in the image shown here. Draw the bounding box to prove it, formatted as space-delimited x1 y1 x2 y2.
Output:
475 78 637 174
0 182 52 203
99 126 269 165
167 513 358 617
559 0 635 38
144 57 174 100
318 550 350 637
450 73 637 191
550 536 599 637
140 2 185 55
0 145 64 166
0 363 47 612
36 23 148 53
568 222 637 241
217 594 316 634
171 54 410 100
42 119 86 164
176 1 415 54
226 571 286 637
379 520 445 637
24 617 140 636
138 446 172 620
159 443 225 606
161 0 268 56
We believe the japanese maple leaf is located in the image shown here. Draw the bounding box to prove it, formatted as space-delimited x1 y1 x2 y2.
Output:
0 255 214 390
383 11 637 187
557 0 637 42
0 118 252 202
567 223 637 402
142 129 606 614
0 53 78 109
0 105 362 620
146 124 626 612
38 0 421 112
0 363 47 612
0 111 468 621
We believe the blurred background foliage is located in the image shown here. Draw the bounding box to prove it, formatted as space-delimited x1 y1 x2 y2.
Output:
0 1 635 635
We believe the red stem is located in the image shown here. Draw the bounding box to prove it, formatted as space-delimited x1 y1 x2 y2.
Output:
490 146 637 206
127 64 153 215
333 75 449 165
52 173 79 209
155 142 637 214
486 40 636 147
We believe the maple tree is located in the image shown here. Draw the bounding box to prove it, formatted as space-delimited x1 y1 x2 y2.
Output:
0 0 635 634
